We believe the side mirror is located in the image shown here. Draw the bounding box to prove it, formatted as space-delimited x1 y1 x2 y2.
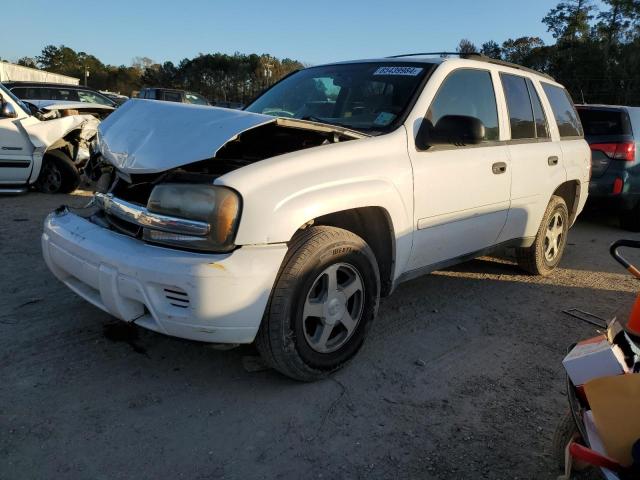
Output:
416 115 485 150
1 101 18 119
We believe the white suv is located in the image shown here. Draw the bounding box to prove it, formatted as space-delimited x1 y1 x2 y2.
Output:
0 83 102 194
42 54 590 381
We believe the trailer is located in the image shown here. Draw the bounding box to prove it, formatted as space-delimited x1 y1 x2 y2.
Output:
0 61 79 85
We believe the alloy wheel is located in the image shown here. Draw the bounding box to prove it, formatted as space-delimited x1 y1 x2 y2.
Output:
302 263 365 354
544 212 564 262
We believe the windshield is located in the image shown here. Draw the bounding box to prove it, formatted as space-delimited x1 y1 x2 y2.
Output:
185 92 210 105
76 90 115 106
245 62 433 133
0 83 30 116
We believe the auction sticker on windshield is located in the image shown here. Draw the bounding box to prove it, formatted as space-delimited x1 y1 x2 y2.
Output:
373 66 423 76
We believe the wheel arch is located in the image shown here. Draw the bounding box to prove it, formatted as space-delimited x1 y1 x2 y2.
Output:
309 207 396 296
552 180 581 225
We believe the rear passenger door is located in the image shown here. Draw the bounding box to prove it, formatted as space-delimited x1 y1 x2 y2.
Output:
497 73 566 243
541 83 590 211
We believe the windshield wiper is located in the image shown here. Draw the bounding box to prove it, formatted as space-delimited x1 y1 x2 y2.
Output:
300 115 323 122
300 115 361 130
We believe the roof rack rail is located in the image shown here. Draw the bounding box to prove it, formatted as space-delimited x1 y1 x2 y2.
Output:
386 52 465 58
386 52 555 81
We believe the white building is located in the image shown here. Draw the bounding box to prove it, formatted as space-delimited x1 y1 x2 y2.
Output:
0 61 79 85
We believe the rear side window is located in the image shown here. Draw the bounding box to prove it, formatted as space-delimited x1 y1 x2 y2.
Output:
10 87 28 98
576 109 631 136
501 74 535 139
163 91 182 102
426 69 499 141
542 84 583 138
500 74 550 140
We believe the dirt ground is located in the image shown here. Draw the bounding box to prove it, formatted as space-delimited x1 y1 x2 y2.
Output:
2 192 639 480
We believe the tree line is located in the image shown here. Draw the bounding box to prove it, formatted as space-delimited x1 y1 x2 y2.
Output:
458 0 640 105
15 47 304 104
11 0 640 107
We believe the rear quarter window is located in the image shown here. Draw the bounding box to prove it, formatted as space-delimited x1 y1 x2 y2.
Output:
9 87 28 98
541 83 583 138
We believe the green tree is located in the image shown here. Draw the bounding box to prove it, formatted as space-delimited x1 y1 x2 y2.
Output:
543 0 596 41
480 41 502 59
501 37 545 64
17 57 37 68
457 39 478 55
595 0 635 44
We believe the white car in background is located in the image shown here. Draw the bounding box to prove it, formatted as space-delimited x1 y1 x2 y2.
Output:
0 83 102 193
42 54 591 381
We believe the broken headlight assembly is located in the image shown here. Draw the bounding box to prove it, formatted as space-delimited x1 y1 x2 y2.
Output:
142 183 241 253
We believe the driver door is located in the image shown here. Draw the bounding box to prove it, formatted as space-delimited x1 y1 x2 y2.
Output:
407 68 511 270
0 99 34 185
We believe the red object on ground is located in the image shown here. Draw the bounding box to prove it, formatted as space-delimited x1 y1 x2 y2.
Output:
627 294 640 336
569 442 622 471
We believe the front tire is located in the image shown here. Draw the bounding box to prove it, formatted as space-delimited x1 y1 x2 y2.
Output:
35 150 80 194
516 195 569 276
256 226 380 382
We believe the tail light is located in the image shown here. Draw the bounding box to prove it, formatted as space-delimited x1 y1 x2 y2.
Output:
590 142 636 162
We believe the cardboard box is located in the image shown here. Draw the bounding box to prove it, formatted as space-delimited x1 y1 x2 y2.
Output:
563 335 629 386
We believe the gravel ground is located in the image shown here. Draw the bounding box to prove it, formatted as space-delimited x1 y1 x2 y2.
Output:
2 192 638 480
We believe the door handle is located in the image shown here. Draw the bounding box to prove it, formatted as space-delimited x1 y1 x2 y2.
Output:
492 162 507 174
548 156 559 166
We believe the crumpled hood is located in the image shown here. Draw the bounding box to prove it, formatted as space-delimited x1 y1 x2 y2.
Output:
26 99 115 112
98 99 276 174
20 114 100 152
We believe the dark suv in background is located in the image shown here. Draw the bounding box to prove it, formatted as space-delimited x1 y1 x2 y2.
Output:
137 87 211 105
577 105 640 230
4 82 117 107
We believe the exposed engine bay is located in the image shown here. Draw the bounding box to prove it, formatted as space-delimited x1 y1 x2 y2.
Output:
88 115 365 205
79 100 367 243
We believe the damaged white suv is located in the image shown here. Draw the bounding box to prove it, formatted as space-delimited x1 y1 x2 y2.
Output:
0 83 103 194
42 55 590 380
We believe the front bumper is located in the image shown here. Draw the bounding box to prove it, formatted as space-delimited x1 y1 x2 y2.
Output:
42 210 288 343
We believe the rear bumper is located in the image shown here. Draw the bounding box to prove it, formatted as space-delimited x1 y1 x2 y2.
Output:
42 210 287 343
589 171 640 211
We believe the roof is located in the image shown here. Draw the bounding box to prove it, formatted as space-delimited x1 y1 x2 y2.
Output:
2 81 103 91
318 52 555 82
576 104 640 111
141 87 188 93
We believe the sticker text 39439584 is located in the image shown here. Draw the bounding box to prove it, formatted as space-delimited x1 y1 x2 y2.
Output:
373 66 423 76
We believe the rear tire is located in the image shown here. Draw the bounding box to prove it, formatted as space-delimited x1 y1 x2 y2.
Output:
552 411 588 472
516 195 569 276
36 150 80 194
256 226 380 382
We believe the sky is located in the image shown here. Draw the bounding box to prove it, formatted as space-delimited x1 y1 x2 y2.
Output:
0 0 602 67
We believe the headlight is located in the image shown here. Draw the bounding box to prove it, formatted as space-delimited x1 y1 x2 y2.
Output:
143 183 241 252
